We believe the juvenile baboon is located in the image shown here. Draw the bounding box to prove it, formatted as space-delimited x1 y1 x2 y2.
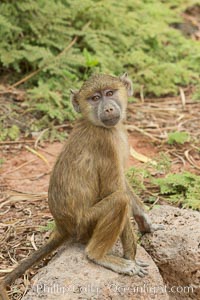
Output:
0 73 163 300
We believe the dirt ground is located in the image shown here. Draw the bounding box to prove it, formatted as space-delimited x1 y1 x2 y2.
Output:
0 95 200 299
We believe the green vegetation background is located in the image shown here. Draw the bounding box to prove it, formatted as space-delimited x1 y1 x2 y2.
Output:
0 0 200 133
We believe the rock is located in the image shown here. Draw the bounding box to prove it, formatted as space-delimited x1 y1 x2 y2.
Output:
22 242 168 300
141 205 200 300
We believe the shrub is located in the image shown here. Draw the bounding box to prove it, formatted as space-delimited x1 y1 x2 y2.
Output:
0 0 200 132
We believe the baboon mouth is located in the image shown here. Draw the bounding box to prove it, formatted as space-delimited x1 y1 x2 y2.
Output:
101 116 120 126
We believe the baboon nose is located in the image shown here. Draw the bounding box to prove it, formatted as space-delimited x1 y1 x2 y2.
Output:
104 107 114 114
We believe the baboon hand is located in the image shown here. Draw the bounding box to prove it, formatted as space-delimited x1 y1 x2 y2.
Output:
150 223 165 232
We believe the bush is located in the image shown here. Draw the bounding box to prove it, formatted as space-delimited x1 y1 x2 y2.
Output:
0 0 200 130
153 172 200 210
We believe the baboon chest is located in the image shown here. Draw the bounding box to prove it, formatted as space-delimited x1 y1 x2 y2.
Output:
96 129 129 198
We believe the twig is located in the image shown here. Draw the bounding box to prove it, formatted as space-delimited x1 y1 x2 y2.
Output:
0 140 35 145
179 88 186 109
0 268 15 274
34 124 71 148
184 149 200 171
130 146 157 165
4 172 50 180
1 158 37 176
140 85 144 103
126 124 160 142
12 69 41 88
0 191 47 209
25 145 50 168
30 233 38 251
0 207 10 215
34 128 49 149
170 151 186 168
150 196 160 209
145 190 167 202
8 250 18 264
12 36 78 88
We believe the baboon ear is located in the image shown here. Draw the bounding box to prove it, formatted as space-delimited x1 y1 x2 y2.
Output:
70 89 81 113
119 73 133 97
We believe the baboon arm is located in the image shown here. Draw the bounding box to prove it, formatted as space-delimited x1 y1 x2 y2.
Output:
121 217 137 260
126 180 146 211
126 180 164 233
125 180 152 233
0 230 65 300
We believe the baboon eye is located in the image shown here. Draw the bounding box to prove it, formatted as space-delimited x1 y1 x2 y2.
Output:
91 95 100 101
106 90 113 97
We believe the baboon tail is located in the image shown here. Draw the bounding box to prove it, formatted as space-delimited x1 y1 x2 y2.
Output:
0 230 65 300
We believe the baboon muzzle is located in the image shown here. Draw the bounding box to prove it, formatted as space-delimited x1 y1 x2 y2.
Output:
100 101 121 126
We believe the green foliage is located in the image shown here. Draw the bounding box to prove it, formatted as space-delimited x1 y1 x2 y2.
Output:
153 152 172 174
127 153 200 210
126 166 151 193
153 172 200 210
28 82 76 123
0 124 20 141
8 125 20 140
83 48 99 68
0 158 5 165
193 86 200 101
127 152 171 196
167 131 190 145
0 0 200 132
39 220 55 232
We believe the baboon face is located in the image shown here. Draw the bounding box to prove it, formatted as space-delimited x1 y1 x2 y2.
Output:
70 73 133 128
86 88 122 127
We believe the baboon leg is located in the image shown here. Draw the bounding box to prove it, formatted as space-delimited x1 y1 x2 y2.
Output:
91 254 148 277
85 191 148 277
86 191 129 259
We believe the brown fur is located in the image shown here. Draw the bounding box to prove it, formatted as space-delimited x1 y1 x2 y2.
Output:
0 73 162 300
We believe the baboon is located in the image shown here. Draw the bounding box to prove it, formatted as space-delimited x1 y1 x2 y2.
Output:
0 73 163 300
